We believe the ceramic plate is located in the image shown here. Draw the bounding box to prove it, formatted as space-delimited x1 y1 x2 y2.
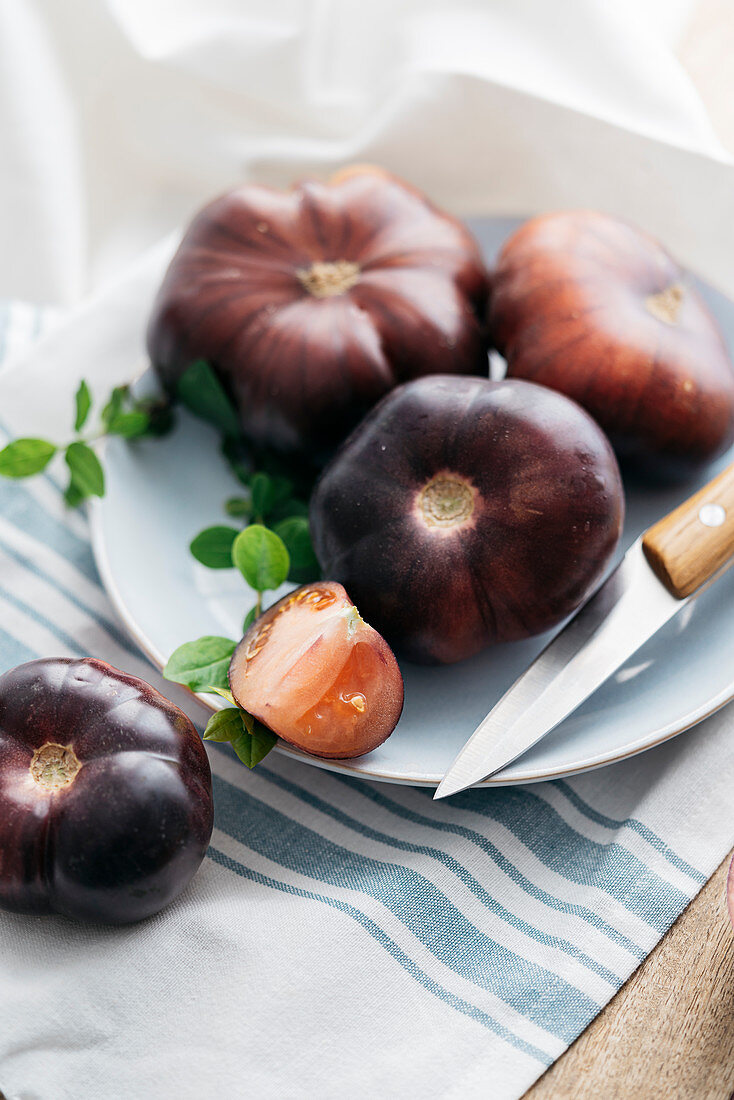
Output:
88 217 734 787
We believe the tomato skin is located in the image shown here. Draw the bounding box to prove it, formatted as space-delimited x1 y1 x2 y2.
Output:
147 166 489 460
490 210 734 476
0 658 213 924
229 582 404 759
310 375 624 664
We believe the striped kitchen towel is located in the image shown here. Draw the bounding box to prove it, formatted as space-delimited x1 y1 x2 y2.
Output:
0 292 732 1100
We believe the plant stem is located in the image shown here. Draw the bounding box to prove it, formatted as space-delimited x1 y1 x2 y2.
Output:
59 430 107 450
255 592 262 618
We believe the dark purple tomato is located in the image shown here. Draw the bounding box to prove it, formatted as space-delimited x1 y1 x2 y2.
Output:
147 165 489 460
310 375 624 664
489 210 734 477
0 658 213 924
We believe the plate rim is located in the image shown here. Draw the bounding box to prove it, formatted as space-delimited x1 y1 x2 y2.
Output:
88 493 734 788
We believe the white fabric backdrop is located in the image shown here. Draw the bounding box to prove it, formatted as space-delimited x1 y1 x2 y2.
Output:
2 0 731 305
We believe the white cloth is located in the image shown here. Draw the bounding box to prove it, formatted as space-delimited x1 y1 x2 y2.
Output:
2 0 732 304
1 4 734 1100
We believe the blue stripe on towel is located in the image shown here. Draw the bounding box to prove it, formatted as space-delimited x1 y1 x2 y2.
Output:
552 780 706 885
212 773 601 1043
209 845 553 1065
0 533 138 657
0 581 98 656
258 763 623 987
0 624 38 668
426 787 689 933
331 775 646 959
0 478 98 583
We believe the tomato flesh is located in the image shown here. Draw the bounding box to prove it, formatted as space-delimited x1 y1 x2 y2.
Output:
229 583 404 759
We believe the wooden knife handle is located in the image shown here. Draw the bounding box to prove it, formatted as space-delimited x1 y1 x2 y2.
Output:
642 462 734 598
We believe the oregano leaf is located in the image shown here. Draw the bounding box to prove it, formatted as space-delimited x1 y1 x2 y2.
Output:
273 516 321 583
64 479 85 508
102 386 128 430
65 442 105 498
190 525 239 569
209 686 236 705
74 380 92 432
107 411 150 439
267 497 310 523
242 605 258 633
163 636 235 692
221 437 252 487
224 496 252 519
232 715 277 768
203 707 244 743
249 472 273 519
202 704 277 768
232 525 289 591
0 438 57 478
133 397 175 437
177 360 240 439
250 472 293 520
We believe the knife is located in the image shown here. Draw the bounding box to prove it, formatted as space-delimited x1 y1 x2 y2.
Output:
434 461 734 800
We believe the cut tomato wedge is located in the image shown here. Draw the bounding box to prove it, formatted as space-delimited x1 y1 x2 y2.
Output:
229 582 404 759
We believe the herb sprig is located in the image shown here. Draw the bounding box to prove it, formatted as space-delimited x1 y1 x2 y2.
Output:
0 357 321 770
0 380 173 506
182 360 321 630
167 361 323 766
162 634 276 769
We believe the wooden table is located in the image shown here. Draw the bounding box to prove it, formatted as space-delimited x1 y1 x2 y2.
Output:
526 854 734 1098
527 8 734 1093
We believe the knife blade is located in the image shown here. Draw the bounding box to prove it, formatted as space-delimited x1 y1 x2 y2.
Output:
435 461 734 799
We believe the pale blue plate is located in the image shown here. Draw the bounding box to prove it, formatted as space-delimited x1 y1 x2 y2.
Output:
88 218 734 786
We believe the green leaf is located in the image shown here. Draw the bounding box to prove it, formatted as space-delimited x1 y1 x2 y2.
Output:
224 496 252 519
221 437 252 486
65 442 105 498
202 705 277 768
163 635 236 692
203 707 244 743
268 497 310 523
74 380 92 432
101 386 128 430
210 686 236 705
273 516 321 583
270 476 294 504
189 525 239 569
248 472 272 519
177 360 240 439
107 411 150 439
250 472 293 520
242 605 258 633
134 397 175 437
64 479 85 508
234 712 277 768
232 524 290 592
0 438 57 478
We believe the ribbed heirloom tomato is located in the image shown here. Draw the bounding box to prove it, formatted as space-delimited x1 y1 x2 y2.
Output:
0 658 213 924
147 165 490 459
489 210 734 477
229 582 404 758
310 375 625 664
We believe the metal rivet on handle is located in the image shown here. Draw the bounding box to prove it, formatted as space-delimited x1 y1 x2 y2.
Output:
698 503 726 528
